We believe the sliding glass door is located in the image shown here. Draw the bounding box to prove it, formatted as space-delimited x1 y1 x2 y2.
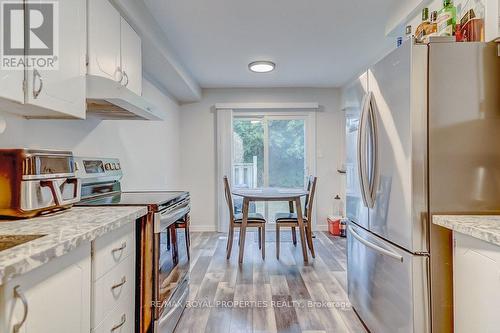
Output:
232 114 309 222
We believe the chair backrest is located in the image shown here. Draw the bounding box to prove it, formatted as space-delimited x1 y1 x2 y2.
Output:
304 176 317 226
223 176 235 222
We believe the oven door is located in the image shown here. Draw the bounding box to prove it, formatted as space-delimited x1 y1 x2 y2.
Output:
153 206 190 327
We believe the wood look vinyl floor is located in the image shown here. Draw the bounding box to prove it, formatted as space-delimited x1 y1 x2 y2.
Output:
174 231 366 333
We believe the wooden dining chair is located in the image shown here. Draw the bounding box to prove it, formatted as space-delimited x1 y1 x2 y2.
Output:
175 214 190 260
275 176 317 259
224 176 266 259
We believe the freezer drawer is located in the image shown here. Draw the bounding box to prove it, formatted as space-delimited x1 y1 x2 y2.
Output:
347 223 430 333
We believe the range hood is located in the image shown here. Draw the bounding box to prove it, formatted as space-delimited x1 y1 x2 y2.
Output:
86 75 164 120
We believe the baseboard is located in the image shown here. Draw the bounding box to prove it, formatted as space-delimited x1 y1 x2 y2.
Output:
191 224 329 232
315 224 329 231
190 225 217 232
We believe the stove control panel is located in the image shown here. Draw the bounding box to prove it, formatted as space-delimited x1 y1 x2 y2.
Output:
74 157 123 183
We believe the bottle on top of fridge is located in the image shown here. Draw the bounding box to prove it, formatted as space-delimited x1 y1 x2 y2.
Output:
437 0 457 36
416 8 438 42
415 8 431 41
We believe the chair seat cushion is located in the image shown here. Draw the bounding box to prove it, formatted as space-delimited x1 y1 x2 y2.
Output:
234 212 266 223
275 212 308 223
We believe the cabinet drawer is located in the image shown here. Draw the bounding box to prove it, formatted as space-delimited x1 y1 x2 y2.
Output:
92 254 135 328
92 301 134 333
93 223 134 280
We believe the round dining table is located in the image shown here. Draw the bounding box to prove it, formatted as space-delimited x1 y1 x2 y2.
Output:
231 187 309 264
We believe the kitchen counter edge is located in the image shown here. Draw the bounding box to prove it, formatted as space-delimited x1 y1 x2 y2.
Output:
0 206 148 285
433 215 500 247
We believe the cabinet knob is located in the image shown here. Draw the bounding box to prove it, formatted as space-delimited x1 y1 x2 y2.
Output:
122 71 129 87
111 276 127 291
12 286 28 333
111 242 126 254
110 314 126 332
33 69 43 99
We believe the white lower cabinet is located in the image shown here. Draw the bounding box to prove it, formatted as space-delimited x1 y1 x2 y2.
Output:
92 223 135 332
0 243 91 333
454 232 500 333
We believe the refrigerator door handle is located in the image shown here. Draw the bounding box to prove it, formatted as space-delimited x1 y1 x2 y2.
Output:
348 225 404 262
358 93 371 208
367 92 380 207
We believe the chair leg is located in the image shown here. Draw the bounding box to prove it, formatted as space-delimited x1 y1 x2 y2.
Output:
276 224 280 259
185 226 190 260
261 224 265 260
258 227 262 250
306 226 316 258
291 227 297 246
226 225 234 259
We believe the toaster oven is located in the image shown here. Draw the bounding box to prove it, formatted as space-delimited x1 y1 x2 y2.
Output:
0 149 81 218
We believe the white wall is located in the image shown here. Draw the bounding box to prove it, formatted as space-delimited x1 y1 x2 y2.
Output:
0 79 182 190
180 88 345 232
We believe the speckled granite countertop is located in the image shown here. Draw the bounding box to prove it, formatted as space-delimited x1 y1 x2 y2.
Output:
433 215 500 247
0 206 147 285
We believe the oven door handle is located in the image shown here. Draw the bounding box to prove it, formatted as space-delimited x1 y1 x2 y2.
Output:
40 178 81 206
154 201 191 233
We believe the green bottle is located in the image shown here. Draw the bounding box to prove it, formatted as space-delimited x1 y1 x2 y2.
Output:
437 0 456 36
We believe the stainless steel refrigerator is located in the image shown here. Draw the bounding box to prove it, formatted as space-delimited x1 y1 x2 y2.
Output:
344 40 500 333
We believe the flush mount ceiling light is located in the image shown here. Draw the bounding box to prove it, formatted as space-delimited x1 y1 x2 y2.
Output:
248 61 275 73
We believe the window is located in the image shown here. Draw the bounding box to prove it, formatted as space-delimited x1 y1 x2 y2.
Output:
232 114 309 222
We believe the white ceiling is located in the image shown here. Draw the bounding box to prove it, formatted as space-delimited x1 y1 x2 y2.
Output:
143 0 399 89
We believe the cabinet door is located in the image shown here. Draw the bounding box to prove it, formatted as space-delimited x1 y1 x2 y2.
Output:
0 0 24 104
1 243 91 333
25 0 86 119
0 70 24 104
87 0 121 82
454 233 500 333
120 17 142 96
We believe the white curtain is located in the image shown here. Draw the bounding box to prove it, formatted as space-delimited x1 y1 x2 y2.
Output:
216 108 233 233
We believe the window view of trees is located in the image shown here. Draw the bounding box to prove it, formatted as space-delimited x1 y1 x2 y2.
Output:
269 119 305 188
233 119 264 187
233 117 305 189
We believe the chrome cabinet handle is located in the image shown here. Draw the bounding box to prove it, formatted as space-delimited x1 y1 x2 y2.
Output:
111 242 126 253
348 226 403 262
12 286 28 333
111 276 127 290
122 71 129 87
33 69 43 99
110 314 126 332
114 67 124 83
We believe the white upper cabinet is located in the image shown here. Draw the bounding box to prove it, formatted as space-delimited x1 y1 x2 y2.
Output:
0 0 24 104
120 18 142 96
87 0 143 95
0 70 24 105
0 0 86 118
25 0 87 119
87 0 121 82
485 0 499 41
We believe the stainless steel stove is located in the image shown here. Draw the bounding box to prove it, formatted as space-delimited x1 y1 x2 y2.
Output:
74 157 190 333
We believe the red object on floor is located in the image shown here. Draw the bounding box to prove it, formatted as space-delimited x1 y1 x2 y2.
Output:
327 216 341 236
